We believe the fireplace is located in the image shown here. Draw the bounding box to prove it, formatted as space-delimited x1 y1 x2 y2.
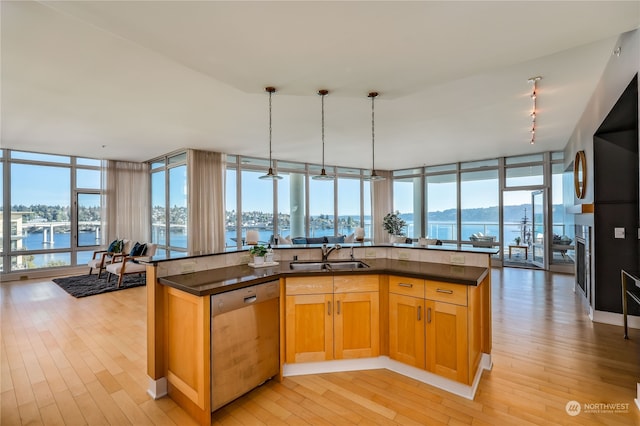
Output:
575 225 591 304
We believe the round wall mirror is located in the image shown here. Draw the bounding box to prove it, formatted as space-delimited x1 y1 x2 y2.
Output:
574 150 587 199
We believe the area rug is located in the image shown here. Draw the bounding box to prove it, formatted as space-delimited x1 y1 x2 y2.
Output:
53 273 146 298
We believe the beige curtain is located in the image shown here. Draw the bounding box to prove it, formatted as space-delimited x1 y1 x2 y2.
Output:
371 170 392 244
102 160 150 244
187 149 226 254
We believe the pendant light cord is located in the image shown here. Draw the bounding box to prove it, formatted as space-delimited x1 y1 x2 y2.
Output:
321 92 325 168
369 92 378 173
371 94 375 171
268 89 273 166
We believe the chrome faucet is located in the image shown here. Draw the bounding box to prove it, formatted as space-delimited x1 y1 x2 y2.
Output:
321 243 341 262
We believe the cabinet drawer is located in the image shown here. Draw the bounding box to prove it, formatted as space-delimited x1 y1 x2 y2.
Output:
286 276 333 295
425 280 467 306
389 276 424 298
334 275 379 293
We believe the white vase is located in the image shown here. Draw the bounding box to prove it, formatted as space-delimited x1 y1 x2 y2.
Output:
253 256 265 265
390 235 405 243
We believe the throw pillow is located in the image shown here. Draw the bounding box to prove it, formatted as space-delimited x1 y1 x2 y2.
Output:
306 237 325 244
107 239 119 253
135 243 147 256
344 233 355 243
108 239 123 253
129 242 141 257
326 235 345 244
129 242 147 257
276 235 292 245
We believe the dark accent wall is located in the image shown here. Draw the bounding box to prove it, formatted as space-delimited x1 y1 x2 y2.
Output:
593 75 639 314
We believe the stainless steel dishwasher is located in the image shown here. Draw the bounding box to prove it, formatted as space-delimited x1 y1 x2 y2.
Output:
210 281 280 411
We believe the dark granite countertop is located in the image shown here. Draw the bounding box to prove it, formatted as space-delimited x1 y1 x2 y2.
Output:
158 258 489 297
146 243 499 264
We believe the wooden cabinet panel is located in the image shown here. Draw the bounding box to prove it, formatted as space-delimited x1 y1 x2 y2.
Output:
285 294 333 363
389 275 425 298
286 276 334 295
389 293 425 368
334 292 379 359
334 275 379 293
425 299 469 384
425 280 468 306
285 276 381 363
165 287 210 412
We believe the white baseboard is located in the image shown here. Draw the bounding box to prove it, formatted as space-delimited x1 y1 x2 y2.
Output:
592 309 640 329
283 354 492 400
147 377 167 399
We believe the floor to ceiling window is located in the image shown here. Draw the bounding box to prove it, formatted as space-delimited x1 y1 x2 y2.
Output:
241 158 274 244
392 168 422 239
2 150 102 273
460 159 499 249
225 157 372 249
278 162 307 241
502 154 545 268
550 151 574 268
425 164 458 242
337 167 364 238
309 165 335 239
150 151 187 258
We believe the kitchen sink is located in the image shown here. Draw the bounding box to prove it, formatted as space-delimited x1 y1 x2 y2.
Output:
289 261 326 271
289 260 369 271
324 260 369 270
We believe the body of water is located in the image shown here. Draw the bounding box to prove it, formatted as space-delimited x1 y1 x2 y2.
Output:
15 220 564 269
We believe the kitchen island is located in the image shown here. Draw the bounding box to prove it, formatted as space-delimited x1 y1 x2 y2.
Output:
145 245 495 425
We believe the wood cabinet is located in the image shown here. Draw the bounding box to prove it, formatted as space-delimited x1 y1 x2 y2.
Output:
424 280 481 385
388 276 425 368
285 275 379 363
334 276 379 359
285 276 334 363
387 276 481 385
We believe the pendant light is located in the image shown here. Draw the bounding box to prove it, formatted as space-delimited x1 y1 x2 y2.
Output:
259 86 282 180
364 91 386 181
312 89 334 181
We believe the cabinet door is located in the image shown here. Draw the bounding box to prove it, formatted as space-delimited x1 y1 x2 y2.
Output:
285 294 334 363
425 300 469 384
334 291 379 359
388 293 425 368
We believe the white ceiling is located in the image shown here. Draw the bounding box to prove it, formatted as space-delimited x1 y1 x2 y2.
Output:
2 1 639 170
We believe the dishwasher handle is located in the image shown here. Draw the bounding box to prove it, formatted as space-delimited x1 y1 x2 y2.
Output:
244 295 257 304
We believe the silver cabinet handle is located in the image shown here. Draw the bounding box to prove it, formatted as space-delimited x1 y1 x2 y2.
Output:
399 283 413 288
328 301 331 315
417 305 421 321
436 288 453 294
427 307 432 323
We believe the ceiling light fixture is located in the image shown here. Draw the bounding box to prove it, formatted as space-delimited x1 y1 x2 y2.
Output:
364 91 385 181
312 89 334 181
259 86 282 180
528 76 541 145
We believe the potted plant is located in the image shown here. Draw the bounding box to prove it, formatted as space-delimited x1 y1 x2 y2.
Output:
515 236 521 245
383 211 407 243
249 244 268 265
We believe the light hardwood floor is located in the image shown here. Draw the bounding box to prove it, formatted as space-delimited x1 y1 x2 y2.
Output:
2 268 639 425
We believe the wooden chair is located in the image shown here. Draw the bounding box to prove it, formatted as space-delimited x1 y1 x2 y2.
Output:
88 239 131 278
106 243 157 287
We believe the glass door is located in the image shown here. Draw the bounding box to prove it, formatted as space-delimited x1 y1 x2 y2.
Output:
531 190 547 269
